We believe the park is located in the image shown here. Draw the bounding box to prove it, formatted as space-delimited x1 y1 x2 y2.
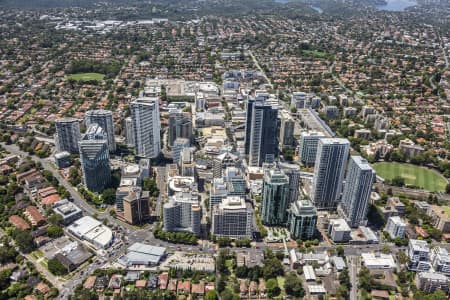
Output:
373 162 448 192
66 72 105 82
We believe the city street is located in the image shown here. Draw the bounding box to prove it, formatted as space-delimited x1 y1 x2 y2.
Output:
347 255 359 300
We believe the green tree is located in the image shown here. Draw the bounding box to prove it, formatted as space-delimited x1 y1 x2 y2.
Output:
48 213 63 226
358 267 374 292
266 278 280 298
70 287 99 300
13 230 35 253
336 285 349 300
446 183 450 194
336 245 345 256
263 258 284 279
101 188 116 205
47 225 64 238
48 258 68 276
0 269 12 290
284 272 304 297
391 176 405 187
204 290 218 300
220 289 238 300
143 177 159 197
235 266 248 278
381 245 391 254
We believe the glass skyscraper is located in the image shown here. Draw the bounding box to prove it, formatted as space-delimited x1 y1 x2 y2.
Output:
79 123 111 193
261 168 290 225
311 138 350 210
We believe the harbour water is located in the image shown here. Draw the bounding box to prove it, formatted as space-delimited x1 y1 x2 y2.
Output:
375 0 417 11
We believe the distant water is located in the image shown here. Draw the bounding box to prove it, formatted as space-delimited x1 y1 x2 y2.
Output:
311 6 323 13
376 0 417 11
274 0 290 3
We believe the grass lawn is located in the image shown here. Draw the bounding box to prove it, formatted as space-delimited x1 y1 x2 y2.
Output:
66 73 105 82
225 259 233 273
301 50 333 59
39 258 48 269
442 206 450 218
372 162 448 192
31 249 44 259
277 276 285 288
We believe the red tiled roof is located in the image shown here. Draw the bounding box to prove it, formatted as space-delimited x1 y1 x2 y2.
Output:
24 206 45 225
41 194 61 205
9 215 30 230
84 276 97 289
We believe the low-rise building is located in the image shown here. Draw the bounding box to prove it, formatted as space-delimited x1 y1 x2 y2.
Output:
385 216 406 239
67 216 113 249
427 205 450 233
54 151 72 169
399 139 424 158
303 265 316 281
118 243 166 267
408 239 431 272
386 197 405 215
23 206 45 226
415 272 449 294
9 215 30 230
328 218 351 242
361 253 396 269
53 199 83 225
54 242 92 272
84 276 97 289
430 247 450 275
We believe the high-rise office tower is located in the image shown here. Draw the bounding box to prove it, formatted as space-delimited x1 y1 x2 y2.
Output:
311 138 350 210
279 162 301 204
261 168 290 225
212 151 240 179
168 109 192 147
163 192 201 236
123 190 150 225
173 138 190 165
279 110 295 149
180 148 195 177
288 200 317 240
211 196 253 239
55 118 81 154
125 117 134 148
130 97 161 159
224 167 246 197
210 178 228 211
85 109 116 153
244 99 279 166
339 156 375 227
79 124 111 193
298 131 325 166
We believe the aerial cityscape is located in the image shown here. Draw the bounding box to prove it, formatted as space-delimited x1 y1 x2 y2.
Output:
1 0 450 299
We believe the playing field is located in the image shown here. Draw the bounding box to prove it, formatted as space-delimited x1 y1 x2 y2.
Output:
66 73 105 82
373 162 448 192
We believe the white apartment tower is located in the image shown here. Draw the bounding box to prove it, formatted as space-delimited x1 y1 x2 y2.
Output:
339 156 376 227
130 97 161 158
